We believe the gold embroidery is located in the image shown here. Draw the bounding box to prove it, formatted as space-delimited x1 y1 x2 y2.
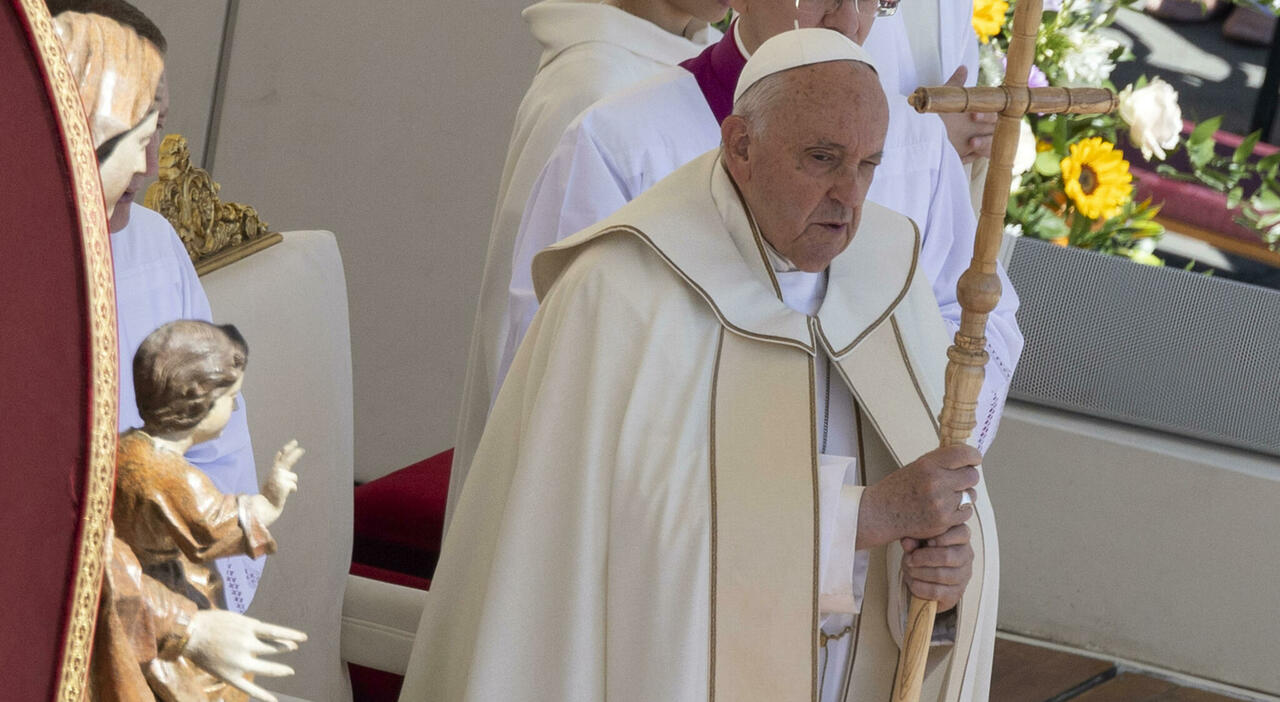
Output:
843 404 869 699
19 0 121 699
722 166 783 300
827 218 921 359
707 328 724 701
889 316 943 437
819 624 855 649
807 348 819 702
599 226 815 354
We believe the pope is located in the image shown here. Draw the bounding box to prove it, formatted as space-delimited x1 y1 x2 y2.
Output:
401 29 997 702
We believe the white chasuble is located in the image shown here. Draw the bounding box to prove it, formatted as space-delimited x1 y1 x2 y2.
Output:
473 42 1021 545
399 152 998 702
447 0 718 532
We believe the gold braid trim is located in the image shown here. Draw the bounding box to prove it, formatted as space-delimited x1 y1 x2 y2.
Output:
18 1 120 700
819 624 854 649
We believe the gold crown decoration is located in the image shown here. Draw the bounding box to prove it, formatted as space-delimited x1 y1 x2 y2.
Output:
144 134 281 275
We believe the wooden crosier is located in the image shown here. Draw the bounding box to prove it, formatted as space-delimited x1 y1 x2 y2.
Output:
889 1 1118 700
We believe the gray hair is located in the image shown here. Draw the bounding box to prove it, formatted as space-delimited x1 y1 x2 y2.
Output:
731 70 793 138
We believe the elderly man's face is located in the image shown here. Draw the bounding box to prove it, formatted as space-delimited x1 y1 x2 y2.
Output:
722 62 887 272
733 0 872 52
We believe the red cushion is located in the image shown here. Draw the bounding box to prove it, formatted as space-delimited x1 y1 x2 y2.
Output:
351 449 452 582
348 561 430 592
348 663 403 702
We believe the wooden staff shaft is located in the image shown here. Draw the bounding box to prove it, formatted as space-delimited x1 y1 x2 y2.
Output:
909 85 1118 116
891 2 1045 701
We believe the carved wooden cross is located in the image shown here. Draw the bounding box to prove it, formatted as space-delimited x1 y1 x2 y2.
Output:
891 1 1118 700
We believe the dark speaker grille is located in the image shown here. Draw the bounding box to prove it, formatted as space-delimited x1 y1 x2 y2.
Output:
1006 237 1280 457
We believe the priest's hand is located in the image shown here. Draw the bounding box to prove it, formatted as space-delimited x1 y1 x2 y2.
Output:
856 444 980 549
900 524 974 613
938 67 997 164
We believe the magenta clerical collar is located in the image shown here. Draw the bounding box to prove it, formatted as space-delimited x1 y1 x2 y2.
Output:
679 21 748 125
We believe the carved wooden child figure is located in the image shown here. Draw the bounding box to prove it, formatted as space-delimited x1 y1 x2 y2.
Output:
114 320 303 700
116 320 302 608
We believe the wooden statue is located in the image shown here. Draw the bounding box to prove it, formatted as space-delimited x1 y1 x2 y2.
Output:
92 533 305 702
890 1 1119 700
110 319 306 701
42 9 307 701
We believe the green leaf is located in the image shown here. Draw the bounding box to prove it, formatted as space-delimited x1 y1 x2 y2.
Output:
1188 135 1217 170
1258 153 1280 178
1033 150 1062 176
1033 212 1070 240
1234 131 1262 165
1197 170 1227 190
1054 116 1070 154
1257 181 1280 209
1256 210 1280 228
1188 116 1222 145
1227 186 1244 209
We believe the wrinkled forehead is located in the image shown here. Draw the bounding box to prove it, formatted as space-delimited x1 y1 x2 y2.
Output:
774 62 887 132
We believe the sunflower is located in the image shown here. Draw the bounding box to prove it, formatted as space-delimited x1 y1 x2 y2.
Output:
972 0 1009 44
1060 137 1132 221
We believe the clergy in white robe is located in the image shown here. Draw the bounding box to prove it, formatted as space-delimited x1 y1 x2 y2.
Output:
476 7 1021 530
401 31 997 702
865 0 995 166
447 0 724 529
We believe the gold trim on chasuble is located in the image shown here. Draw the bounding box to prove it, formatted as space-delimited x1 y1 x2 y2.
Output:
709 329 819 701
18 0 121 699
598 225 815 353
722 164 784 301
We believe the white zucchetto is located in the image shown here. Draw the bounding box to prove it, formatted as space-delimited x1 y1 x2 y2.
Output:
734 28 879 105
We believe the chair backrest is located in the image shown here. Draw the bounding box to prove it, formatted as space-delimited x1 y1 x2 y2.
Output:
202 230 355 702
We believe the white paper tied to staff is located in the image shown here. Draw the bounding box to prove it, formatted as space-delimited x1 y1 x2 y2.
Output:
959 489 975 511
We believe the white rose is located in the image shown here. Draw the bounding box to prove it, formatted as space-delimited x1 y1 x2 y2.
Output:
1118 77 1183 161
1011 118 1037 180
1059 28 1120 87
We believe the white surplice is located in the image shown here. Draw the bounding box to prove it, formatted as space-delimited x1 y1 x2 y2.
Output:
399 151 998 702
865 0 978 94
447 0 718 530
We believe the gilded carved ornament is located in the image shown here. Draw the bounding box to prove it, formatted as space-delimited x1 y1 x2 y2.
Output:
143 134 282 275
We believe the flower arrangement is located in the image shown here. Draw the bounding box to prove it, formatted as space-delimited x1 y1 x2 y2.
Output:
978 0 1280 264
977 0 1171 264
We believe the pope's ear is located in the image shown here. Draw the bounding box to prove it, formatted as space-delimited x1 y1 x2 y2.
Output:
721 114 752 182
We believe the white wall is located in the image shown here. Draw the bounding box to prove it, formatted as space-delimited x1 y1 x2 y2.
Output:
985 401 1280 694
136 1 539 480
131 0 227 168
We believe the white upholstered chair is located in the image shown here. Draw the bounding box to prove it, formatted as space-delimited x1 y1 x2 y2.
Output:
202 230 427 702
